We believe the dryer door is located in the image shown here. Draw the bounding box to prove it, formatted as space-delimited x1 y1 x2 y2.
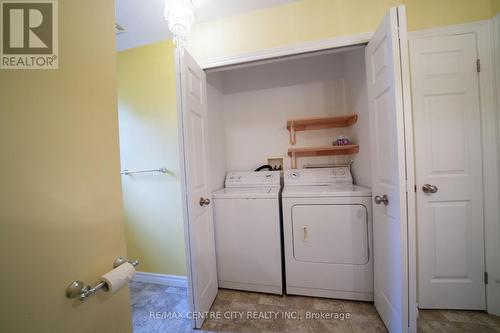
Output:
292 204 369 265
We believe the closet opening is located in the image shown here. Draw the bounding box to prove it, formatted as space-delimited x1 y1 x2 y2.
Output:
193 43 382 331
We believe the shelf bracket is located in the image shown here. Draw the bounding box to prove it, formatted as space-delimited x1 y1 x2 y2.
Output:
289 121 296 145
291 151 297 169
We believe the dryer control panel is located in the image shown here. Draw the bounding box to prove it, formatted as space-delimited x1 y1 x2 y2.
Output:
225 171 281 188
284 167 353 186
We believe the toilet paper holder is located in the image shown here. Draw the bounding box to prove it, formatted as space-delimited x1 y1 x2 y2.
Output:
65 257 139 301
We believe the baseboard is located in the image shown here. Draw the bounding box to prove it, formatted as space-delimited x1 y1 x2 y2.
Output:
132 271 188 288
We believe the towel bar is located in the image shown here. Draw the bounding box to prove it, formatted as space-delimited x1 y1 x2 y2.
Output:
121 167 167 175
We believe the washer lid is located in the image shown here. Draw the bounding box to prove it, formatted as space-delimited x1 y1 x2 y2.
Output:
282 184 371 198
213 187 280 199
225 171 280 188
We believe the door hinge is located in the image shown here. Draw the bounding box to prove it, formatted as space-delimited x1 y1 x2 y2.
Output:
476 59 481 73
485 271 489 284
414 185 417 193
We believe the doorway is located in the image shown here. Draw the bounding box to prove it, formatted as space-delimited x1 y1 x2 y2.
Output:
409 19 500 331
177 6 415 332
116 41 191 332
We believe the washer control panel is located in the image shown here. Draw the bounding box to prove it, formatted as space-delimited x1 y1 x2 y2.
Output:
285 167 353 185
225 171 280 188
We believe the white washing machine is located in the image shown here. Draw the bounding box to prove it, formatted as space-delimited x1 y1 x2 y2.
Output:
282 167 373 301
212 171 282 294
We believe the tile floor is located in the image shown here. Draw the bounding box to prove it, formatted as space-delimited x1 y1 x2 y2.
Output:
130 281 191 333
130 282 500 333
417 309 500 332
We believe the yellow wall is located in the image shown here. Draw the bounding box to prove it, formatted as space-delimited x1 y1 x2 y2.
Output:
187 0 400 61
0 1 131 333
406 0 491 31
187 0 493 62
117 42 186 276
492 0 500 15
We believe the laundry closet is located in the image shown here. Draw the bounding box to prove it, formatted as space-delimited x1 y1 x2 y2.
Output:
205 46 371 190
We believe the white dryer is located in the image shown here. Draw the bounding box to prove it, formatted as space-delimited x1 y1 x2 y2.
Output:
282 167 373 301
212 171 282 294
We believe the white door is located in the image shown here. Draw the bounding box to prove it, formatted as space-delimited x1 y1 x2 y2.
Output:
410 33 485 310
176 48 218 328
365 7 410 332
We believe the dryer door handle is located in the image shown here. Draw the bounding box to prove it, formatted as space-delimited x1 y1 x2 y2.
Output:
302 226 308 241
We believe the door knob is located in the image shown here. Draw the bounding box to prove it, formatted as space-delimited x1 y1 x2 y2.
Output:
199 197 211 206
374 195 389 206
422 184 438 194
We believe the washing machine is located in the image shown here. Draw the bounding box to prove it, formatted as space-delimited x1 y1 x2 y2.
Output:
212 171 282 294
282 167 373 301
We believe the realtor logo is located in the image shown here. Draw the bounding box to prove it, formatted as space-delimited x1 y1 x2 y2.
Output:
1 0 58 69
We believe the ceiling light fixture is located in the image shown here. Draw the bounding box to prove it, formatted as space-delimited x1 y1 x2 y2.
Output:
164 0 195 48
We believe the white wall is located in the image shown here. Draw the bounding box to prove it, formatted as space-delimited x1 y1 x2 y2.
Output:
344 48 371 187
206 48 371 186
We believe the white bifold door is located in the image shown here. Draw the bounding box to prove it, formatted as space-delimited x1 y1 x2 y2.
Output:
410 33 486 310
176 48 218 329
365 6 412 333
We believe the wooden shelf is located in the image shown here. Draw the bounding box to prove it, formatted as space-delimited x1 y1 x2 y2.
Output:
287 114 358 145
288 145 359 157
286 115 358 131
288 145 359 168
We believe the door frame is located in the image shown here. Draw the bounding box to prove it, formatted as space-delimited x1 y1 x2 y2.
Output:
409 20 500 316
176 5 417 331
198 32 373 70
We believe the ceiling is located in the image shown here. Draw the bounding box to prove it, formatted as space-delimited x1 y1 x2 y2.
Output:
116 0 302 51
